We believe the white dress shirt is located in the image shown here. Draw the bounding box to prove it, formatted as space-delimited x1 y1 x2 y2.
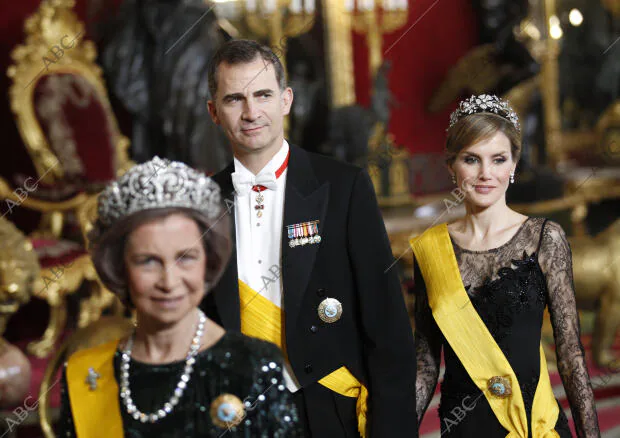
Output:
232 140 301 392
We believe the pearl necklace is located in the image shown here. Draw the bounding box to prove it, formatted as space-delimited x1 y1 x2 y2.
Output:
120 309 206 423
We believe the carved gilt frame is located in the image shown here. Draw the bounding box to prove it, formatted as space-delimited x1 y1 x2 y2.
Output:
6 0 132 186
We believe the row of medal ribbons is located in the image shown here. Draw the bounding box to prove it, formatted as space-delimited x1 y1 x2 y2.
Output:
287 221 320 247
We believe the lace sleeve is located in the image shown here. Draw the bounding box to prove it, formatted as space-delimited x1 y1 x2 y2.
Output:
413 258 442 425
538 221 600 438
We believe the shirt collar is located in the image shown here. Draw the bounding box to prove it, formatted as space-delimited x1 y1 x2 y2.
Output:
233 140 289 178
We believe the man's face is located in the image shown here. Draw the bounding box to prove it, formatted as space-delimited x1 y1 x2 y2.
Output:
208 57 293 156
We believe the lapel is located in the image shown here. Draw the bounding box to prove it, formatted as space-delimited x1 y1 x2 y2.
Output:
211 145 330 330
281 145 330 325
211 162 241 330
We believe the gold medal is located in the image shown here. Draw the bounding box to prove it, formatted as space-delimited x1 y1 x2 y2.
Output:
210 394 245 428
487 376 512 398
318 297 343 323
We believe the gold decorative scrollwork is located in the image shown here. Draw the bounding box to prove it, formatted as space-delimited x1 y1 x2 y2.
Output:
0 218 40 336
6 0 132 185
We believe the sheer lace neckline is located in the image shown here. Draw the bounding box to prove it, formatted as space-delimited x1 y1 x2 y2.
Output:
448 217 531 254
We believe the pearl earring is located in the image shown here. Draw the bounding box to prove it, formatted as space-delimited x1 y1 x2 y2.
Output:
510 171 515 184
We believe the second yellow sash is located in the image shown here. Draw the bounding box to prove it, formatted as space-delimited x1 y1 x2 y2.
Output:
238 279 368 437
410 224 559 438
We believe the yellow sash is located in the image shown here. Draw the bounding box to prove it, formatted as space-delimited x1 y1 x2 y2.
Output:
409 224 559 438
66 339 124 438
238 279 368 437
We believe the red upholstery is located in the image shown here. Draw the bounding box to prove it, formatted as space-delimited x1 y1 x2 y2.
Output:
11 174 83 203
30 238 86 269
33 73 117 190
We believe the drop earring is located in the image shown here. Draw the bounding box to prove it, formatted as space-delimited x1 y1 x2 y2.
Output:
510 171 515 184
451 175 456 184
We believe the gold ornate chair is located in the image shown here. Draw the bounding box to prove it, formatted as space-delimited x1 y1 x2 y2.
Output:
0 193 123 358
0 217 40 338
0 181 100 357
1 0 133 358
0 204 124 437
6 0 132 237
0 217 43 437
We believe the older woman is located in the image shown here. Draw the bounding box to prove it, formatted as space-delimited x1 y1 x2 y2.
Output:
410 95 600 437
59 157 301 437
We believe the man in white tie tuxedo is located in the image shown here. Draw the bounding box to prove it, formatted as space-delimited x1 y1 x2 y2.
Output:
203 39 417 438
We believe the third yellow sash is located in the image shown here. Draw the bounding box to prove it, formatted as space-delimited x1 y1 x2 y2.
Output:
409 224 559 438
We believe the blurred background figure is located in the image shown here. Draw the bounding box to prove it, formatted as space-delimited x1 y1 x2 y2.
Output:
99 0 232 173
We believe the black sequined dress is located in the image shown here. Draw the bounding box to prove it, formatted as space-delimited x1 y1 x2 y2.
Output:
59 332 302 437
414 218 600 437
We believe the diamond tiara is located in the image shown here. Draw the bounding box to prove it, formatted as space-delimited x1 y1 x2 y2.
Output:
448 94 520 132
97 157 222 227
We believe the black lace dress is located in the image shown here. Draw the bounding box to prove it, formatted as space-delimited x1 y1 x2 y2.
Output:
59 332 302 437
414 218 600 437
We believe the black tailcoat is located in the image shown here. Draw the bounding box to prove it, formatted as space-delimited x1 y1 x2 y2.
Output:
202 144 417 437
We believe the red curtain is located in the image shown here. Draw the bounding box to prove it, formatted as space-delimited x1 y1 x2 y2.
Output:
352 0 478 156
1 0 479 206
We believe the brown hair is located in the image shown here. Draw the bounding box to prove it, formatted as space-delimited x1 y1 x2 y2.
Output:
89 207 231 308
445 113 522 166
207 39 287 100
